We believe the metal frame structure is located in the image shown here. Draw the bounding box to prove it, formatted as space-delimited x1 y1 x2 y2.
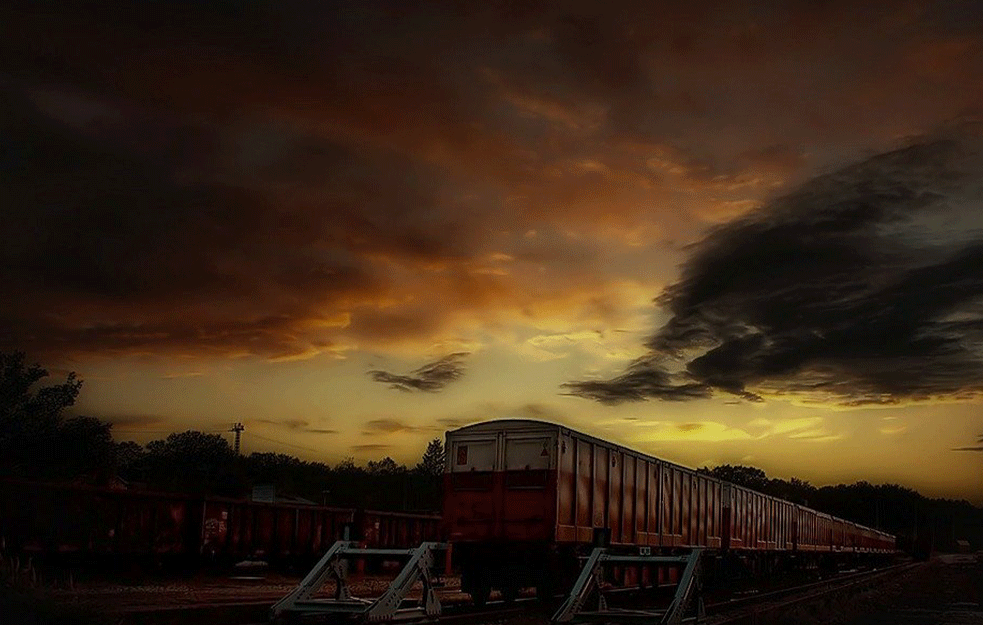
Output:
270 540 448 623
552 548 705 625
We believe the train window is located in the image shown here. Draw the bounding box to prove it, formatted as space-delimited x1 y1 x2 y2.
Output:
451 439 496 472
505 438 552 470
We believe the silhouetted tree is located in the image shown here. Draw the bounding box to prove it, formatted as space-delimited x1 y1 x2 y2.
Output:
415 438 445 476
699 465 769 491
334 456 356 471
0 351 106 480
51 416 116 480
138 430 236 494
0 352 82 423
367 456 405 475
115 440 144 474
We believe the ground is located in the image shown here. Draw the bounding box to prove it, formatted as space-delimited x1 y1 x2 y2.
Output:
3 554 981 624
772 555 983 625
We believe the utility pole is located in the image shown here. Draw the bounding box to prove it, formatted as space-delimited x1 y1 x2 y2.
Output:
231 422 244 455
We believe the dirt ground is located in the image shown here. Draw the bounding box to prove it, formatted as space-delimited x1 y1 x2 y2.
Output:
8 554 982 625
770 555 983 625
46 571 467 612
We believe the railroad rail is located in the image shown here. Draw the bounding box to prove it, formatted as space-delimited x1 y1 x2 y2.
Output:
264 549 915 625
706 561 918 624
103 561 918 625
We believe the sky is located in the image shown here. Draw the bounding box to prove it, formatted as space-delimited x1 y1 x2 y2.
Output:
2 2 982 502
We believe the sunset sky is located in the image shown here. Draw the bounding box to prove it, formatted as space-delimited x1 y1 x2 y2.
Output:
2 2 982 502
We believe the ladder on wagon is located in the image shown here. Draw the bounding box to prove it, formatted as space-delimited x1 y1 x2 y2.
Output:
270 540 448 624
552 548 705 625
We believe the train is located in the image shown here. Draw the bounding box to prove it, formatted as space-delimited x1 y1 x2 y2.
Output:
442 419 897 604
0 479 441 565
1 418 900 598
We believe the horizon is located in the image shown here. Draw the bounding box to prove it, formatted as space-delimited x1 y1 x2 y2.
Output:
3 3 983 506
99 413 980 507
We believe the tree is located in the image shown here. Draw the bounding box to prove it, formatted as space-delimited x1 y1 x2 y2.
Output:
0 352 81 423
51 416 115 480
0 351 86 478
115 440 145 474
334 456 357 472
367 456 405 475
415 438 445 476
142 431 236 493
699 465 769 491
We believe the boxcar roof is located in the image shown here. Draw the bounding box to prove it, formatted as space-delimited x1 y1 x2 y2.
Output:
447 419 893 540
450 418 723 478
449 419 670 462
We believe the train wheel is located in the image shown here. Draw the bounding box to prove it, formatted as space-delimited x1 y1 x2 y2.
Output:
501 583 519 605
470 580 491 607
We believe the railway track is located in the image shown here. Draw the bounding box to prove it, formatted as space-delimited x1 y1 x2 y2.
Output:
706 562 919 624
121 562 917 625
435 562 919 625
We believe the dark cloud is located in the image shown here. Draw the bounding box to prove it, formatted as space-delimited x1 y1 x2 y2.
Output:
253 418 338 435
359 417 457 436
0 84 390 357
953 433 983 451
2 1 982 362
362 419 422 434
565 356 711 403
568 127 983 405
350 443 393 452
368 353 469 393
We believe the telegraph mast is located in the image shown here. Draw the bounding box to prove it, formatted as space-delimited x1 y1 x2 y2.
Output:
231 422 245 454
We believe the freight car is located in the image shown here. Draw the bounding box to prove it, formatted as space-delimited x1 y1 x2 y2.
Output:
442 420 896 604
0 479 441 567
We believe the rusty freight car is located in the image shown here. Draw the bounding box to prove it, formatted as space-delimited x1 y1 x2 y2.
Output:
0 479 442 567
442 419 895 604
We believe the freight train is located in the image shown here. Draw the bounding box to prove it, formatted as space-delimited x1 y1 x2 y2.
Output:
0 479 441 565
442 420 897 604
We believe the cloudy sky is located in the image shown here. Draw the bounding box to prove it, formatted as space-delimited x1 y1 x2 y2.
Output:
2 2 982 502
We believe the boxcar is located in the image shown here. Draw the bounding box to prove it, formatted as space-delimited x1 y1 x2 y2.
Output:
0 479 441 566
200 499 357 561
443 419 895 603
358 509 444 550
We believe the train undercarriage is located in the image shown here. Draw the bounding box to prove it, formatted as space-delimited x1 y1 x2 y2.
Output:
454 540 898 605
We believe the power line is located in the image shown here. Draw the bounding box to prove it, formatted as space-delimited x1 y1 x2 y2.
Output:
112 429 228 434
111 428 322 456
249 432 322 455
112 429 177 434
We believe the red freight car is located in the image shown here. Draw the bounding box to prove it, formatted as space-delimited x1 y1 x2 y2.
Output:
199 499 357 561
443 420 895 603
0 479 442 566
0 479 202 558
358 509 443 550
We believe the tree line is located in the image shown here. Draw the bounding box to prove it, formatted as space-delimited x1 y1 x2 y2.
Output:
0 352 444 511
1 351 979 548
